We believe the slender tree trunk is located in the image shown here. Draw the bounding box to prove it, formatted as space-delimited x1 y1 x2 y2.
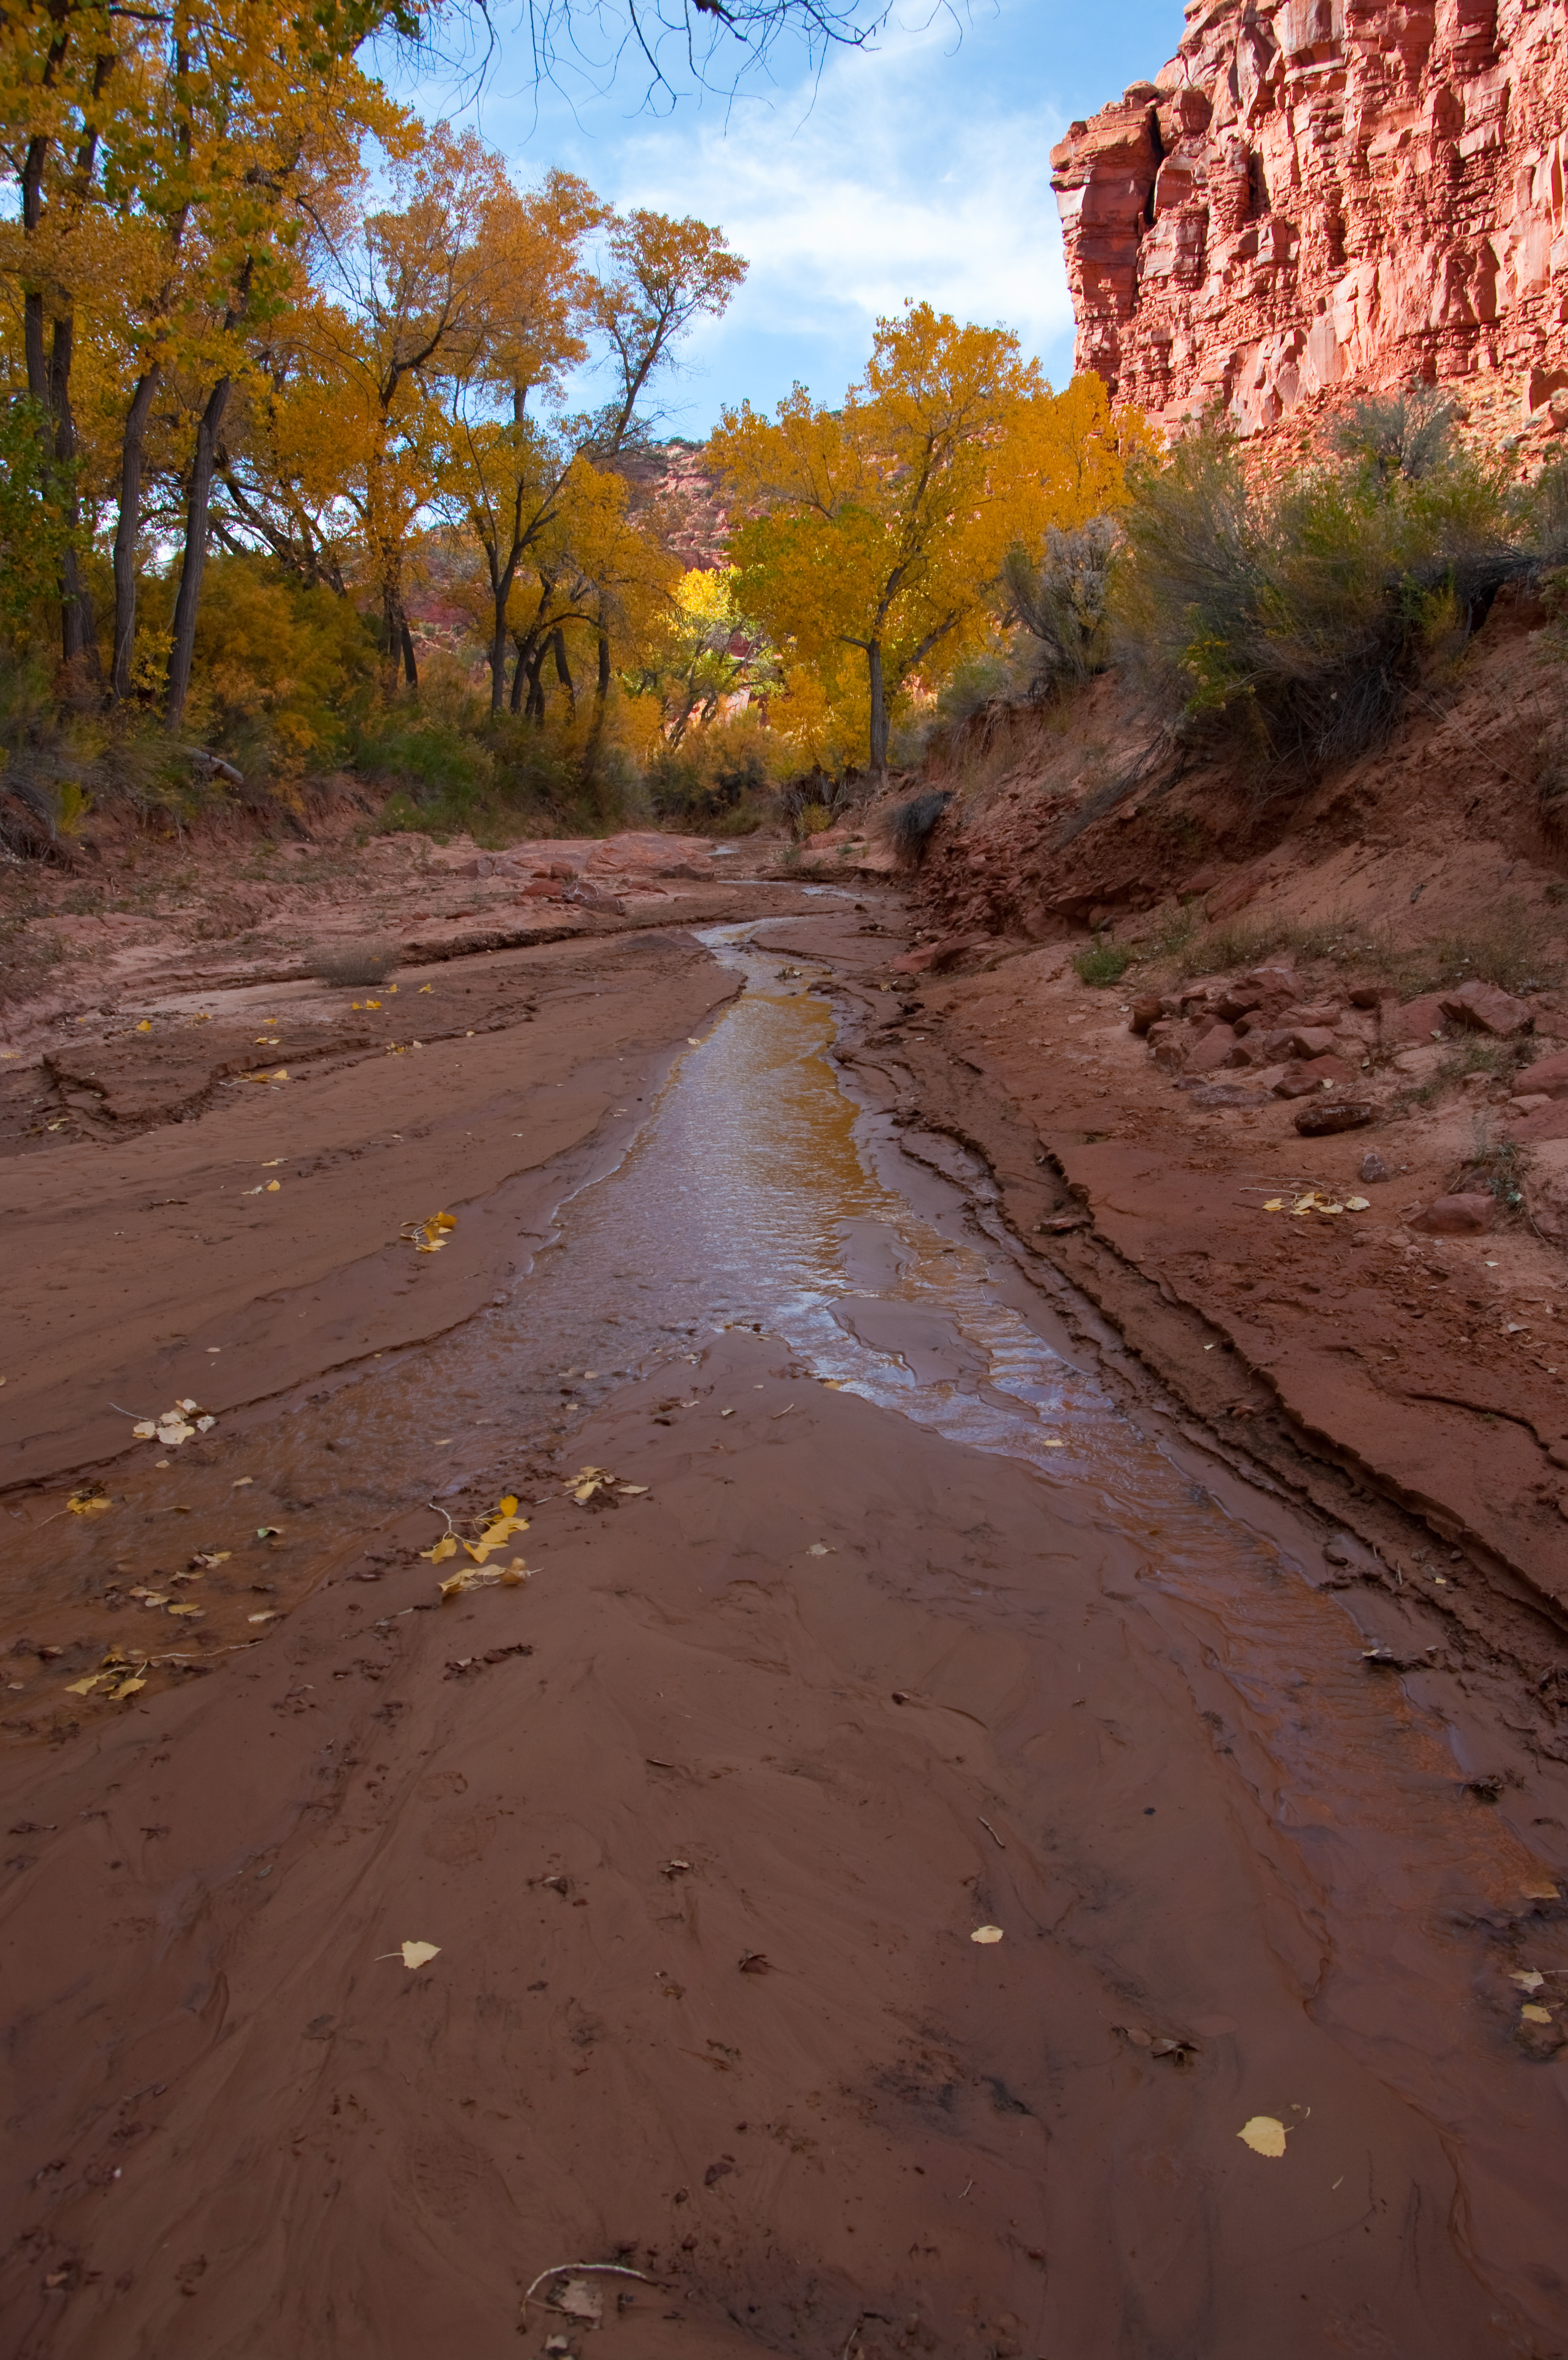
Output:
489 596 510 716
165 374 234 731
48 314 98 685
525 643 547 725
487 548 520 716
552 628 575 715
509 636 532 713
400 617 418 690
596 632 611 702
112 366 161 700
866 638 888 783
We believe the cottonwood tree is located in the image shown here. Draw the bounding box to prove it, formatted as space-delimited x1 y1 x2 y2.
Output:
712 308 1137 778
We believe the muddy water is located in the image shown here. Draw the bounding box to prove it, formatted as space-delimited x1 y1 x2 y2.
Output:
9 932 1567 2347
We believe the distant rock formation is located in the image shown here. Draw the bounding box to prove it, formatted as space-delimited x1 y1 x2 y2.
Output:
1050 0 1568 442
616 438 732 569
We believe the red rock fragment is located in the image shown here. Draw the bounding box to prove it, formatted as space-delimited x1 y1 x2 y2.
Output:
1440 979 1532 1038
1293 1100 1375 1136
1407 1193 1495 1236
1185 1022 1240 1073
1273 1055 1356 1098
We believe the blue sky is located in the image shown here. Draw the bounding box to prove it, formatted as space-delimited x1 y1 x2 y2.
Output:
391 0 1186 433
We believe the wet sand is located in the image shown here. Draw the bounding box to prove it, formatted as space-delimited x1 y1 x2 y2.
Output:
3 909 1567 2358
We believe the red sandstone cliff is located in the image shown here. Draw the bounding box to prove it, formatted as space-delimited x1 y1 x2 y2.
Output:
1051 0 1568 441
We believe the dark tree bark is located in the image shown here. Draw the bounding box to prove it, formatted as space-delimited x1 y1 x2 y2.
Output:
524 642 547 724
48 312 99 684
165 374 234 730
400 616 419 688
111 367 160 699
552 627 575 714
866 638 888 782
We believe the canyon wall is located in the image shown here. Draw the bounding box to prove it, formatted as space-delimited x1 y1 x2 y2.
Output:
1050 0 1568 441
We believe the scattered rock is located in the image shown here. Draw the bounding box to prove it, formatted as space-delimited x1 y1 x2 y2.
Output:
1385 994 1451 1045
1408 1193 1495 1236
1359 1150 1393 1183
1273 1055 1356 1098
1293 1099 1375 1136
1518 1048 1568 1096
890 933 995 976
1185 1021 1240 1073
1128 993 1164 1035
1441 979 1533 1038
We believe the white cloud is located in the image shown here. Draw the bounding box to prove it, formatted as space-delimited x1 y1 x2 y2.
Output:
608 33 1072 374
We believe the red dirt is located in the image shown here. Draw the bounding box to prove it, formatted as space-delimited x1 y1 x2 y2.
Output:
1 796 1566 2354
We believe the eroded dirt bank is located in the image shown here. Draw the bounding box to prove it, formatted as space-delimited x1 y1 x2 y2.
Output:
2 891 1567 2358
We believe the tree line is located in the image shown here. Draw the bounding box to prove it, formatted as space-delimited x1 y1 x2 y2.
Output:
1 0 1140 809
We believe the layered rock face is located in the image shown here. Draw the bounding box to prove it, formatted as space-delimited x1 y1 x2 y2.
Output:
1051 0 1568 438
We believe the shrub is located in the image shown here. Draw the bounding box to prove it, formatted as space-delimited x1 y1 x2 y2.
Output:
1115 427 1521 774
645 713 781 830
1001 518 1118 694
1330 389 1459 484
886 789 950 864
1073 939 1134 987
181 555 379 777
314 938 402 986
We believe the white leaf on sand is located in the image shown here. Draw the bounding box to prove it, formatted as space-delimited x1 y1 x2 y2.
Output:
1345 1195 1370 1211
807 1543 832 1557
132 1421 156 1439
1510 1970 1545 1992
1238 2116 1288 2158
1043 1438 1066 1449
554 2278 604 2324
400 1940 440 1970
970 1925 1004 1944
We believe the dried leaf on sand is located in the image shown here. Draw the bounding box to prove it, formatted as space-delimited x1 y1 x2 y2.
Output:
1238 2116 1289 2158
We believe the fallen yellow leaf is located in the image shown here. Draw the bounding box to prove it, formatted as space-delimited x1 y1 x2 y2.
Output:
1521 2003 1553 2024
166 1602 204 1617
135 1019 151 1032
466 1512 529 1562
399 1939 439 1969
265 1179 280 1193
67 1490 111 1515
420 1535 458 1563
497 1494 519 1517
65 1674 105 1696
1238 2116 1288 2158
1521 1879 1560 1901
970 1925 1004 1944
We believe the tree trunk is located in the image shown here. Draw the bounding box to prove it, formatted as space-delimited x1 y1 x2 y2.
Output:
524 643 547 725
866 639 888 784
401 616 418 690
552 628 575 715
112 366 161 700
47 313 99 687
509 636 532 713
165 374 234 731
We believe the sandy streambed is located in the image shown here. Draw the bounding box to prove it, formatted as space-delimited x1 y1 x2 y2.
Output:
2 920 1566 2359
